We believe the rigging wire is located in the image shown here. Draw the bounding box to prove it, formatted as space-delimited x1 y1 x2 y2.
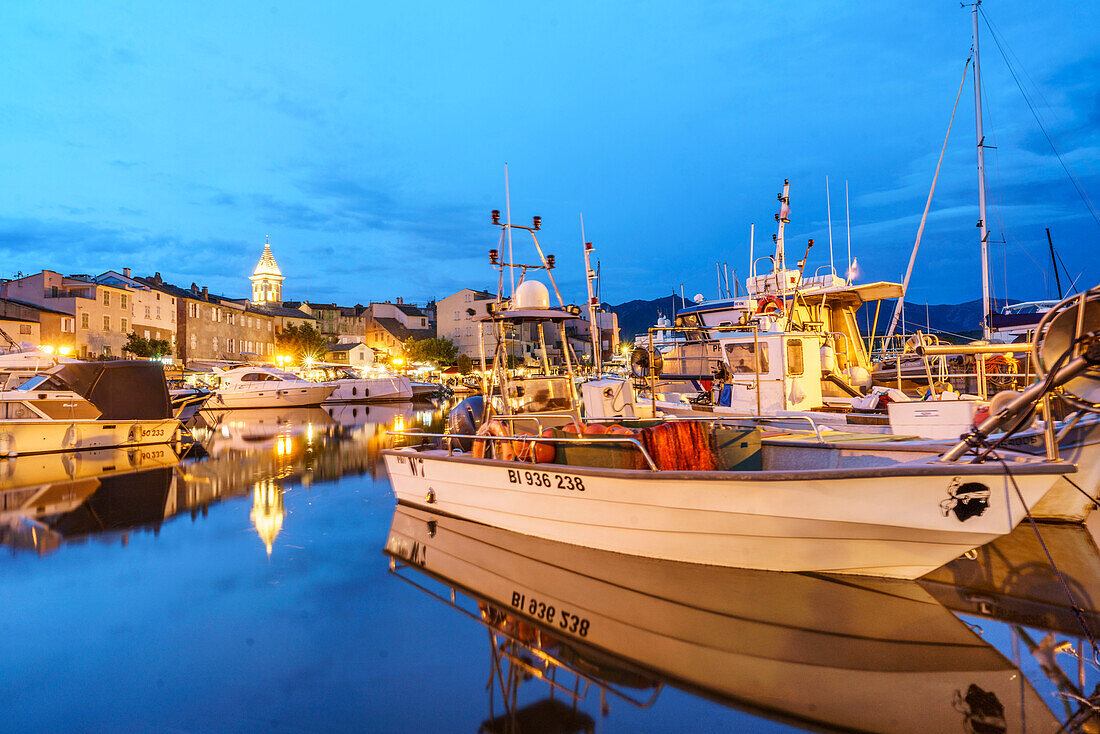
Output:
979 7 1100 228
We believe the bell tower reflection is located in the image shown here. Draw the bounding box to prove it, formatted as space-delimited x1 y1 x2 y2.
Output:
250 479 285 556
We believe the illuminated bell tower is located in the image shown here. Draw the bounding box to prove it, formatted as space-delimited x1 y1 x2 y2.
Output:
250 235 285 305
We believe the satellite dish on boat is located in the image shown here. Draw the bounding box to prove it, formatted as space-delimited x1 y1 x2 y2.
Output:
513 280 551 310
630 347 663 378
1033 287 1100 410
693 294 705 304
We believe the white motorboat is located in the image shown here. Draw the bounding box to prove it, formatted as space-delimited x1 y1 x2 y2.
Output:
0 361 180 457
207 365 334 409
385 505 1069 733
298 364 413 402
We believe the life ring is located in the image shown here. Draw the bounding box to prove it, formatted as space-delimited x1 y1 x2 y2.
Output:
473 420 512 460
756 296 783 315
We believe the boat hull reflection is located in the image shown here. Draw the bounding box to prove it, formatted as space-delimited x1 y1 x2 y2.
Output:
384 504 1060 733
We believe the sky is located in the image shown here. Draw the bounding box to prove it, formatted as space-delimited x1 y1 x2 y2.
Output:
1 1 1097 310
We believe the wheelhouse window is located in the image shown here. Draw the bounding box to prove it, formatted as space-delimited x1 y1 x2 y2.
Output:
786 339 804 377
725 341 769 374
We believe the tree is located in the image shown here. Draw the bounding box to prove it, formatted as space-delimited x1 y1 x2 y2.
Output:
403 336 458 366
123 332 173 359
456 353 473 375
275 323 328 361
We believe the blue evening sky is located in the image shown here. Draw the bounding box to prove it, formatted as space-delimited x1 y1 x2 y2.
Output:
1 1 1097 308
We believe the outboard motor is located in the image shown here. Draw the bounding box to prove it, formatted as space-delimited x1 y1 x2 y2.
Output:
447 395 487 452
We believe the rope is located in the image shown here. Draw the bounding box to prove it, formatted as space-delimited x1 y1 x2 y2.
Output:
1063 475 1100 511
979 7 1100 229
990 448 1100 664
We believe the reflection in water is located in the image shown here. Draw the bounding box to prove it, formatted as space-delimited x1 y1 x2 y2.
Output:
385 504 1100 733
1 400 446 556
251 479 285 556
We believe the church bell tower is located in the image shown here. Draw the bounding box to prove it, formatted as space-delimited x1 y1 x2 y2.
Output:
250 236 285 305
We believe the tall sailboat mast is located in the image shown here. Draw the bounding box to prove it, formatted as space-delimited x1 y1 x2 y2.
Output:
971 1 992 339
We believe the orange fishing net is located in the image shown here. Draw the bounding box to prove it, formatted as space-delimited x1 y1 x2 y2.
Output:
639 421 716 471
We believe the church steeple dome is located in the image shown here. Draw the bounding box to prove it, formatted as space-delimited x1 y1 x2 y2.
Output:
250 235 285 305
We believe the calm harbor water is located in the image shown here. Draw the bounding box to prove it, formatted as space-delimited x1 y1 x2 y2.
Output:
3 401 1099 733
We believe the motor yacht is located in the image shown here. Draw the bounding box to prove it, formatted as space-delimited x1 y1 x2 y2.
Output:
0 360 180 457
207 365 334 409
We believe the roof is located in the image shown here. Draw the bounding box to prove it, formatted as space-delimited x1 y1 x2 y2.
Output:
251 238 283 279
394 303 427 317
135 276 276 317
325 342 368 353
0 297 73 316
255 305 317 319
372 317 434 342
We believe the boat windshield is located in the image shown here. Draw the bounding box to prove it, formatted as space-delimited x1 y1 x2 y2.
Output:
505 376 573 414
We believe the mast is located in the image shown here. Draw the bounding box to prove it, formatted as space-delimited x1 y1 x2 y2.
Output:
1046 228 1063 299
581 214 602 374
775 179 790 274
972 2 992 339
826 175 835 277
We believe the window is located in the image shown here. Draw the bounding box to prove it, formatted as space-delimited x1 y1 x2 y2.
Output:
156 306 161 319
725 342 769 374
145 306 151 319
120 294 128 309
785 339 804 377
454 311 459 319
102 292 110 306
190 334 196 350
466 326 472 336
81 313 89 330
121 318 128 333
61 317 74 333
103 316 111 331
212 337 218 351
144 330 150 339
18 324 31 335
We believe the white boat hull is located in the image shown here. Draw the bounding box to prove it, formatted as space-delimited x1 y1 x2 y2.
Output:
209 383 334 409
383 449 1063 578
324 376 412 403
0 418 179 457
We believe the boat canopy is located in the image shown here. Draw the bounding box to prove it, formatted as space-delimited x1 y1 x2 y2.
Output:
49 360 173 419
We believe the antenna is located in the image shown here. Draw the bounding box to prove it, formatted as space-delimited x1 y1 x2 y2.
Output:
504 164 515 297
845 180 852 285
826 176 835 277
748 223 755 279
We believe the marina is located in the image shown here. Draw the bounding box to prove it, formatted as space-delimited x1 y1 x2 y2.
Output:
3 0 1100 731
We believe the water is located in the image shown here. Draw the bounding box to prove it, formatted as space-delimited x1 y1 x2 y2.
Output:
2 402 1098 733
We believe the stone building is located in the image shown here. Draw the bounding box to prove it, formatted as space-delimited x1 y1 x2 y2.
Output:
1 271 135 358
0 297 74 351
95 269 178 346
138 275 276 367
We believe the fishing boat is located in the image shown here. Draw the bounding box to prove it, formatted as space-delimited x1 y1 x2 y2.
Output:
206 365 334 409
0 360 180 457
385 504 1079 732
383 213 1092 579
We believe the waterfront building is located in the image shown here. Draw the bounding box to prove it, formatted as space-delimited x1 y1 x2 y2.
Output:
95 269 177 346
250 236 285 306
364 298 434 360
294 302 369 342
138 274 276 367
1 271 135 358
323 340 374 368
0 297 73 351
436 289 499 362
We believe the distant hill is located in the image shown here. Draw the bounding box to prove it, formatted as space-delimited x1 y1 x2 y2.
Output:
607 293 1018 343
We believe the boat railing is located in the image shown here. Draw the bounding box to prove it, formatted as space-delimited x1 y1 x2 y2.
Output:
388 430 661 471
